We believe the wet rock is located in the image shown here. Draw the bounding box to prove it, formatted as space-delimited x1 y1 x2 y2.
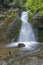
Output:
8 48 43 65
0 60 7 65
0 47 43 65
7 51 43 65
18 43 25 48
33 14 43 42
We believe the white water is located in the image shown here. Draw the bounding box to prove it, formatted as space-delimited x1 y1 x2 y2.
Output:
5 11 39 52
18 11 36 42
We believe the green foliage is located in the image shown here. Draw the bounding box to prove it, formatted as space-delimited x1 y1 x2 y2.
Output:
25 0 43 16
28 11 33 23
40 10 43 16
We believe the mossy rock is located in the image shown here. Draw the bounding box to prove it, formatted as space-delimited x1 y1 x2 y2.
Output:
0 9 22 44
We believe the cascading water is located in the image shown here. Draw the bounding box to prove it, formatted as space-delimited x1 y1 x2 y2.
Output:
18 11 36 42
5 11 40 52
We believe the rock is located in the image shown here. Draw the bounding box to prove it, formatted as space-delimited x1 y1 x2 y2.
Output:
0 47 20 60
0 46 43 65
0 16 22 44
33 13 43 42
6 49 43 65
0 60 7 65
18 43 25 48
32 13 40 20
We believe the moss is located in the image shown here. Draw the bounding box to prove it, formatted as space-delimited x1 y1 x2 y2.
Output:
14 19 22 41
28 11 33 23
40 10 43 16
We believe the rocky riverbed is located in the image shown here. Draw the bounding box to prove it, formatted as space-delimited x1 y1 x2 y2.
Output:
0 46 43 65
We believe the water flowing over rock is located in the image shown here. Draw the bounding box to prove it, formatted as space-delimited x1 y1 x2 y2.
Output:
18 11 36 42
5 11 40 52
0 11 43 65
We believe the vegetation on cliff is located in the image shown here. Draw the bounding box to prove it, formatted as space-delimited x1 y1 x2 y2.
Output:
25 0 43 17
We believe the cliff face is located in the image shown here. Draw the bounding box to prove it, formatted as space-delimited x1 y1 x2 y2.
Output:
0 9 22 44
32 14 43 42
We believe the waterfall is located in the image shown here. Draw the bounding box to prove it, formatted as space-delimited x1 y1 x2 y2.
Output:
5 11 40 52
18 11 36 42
